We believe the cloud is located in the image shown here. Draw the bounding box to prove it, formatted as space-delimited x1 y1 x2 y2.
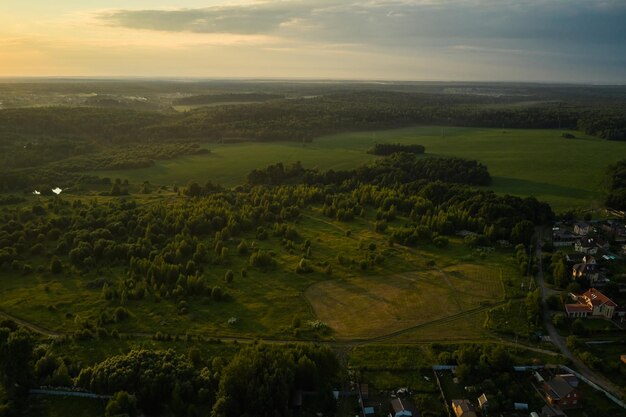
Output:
97 1 626 44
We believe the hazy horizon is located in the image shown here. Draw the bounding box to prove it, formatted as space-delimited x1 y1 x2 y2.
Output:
1 0 625 83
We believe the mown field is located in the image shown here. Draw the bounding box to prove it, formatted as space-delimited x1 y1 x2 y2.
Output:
93 126 626 212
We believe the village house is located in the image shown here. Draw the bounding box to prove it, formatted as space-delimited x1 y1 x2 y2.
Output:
602 220 626 243
389 397 417 417
451 399 477 417
574 237 598 255
565 288 617 319
542 374 581 410
574 222 591 236
552 229 580 247
571 255 598 283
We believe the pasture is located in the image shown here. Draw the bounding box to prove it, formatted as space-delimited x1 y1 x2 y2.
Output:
93 126 626 212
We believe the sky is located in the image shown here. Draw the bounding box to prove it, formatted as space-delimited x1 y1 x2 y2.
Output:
1 0 625 82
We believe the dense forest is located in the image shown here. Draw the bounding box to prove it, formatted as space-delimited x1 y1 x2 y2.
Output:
366 143 425 155
173 93 284 105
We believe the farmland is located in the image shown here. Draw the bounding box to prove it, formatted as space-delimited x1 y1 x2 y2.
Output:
93 126 626 212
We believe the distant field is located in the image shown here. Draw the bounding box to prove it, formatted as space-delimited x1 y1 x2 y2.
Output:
93 126 626 212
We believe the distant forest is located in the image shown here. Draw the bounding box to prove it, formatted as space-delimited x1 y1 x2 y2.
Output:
0 90 625 191
173 93 284 105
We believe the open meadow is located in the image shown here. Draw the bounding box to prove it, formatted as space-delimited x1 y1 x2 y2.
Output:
93 126 626 212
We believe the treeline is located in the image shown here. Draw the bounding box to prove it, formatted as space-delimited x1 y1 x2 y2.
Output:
248 154 492 187
1 91 625 148
0 143 208 192
606 159 626 210
174 93 284 105
366 143 425 155
0 323 339 417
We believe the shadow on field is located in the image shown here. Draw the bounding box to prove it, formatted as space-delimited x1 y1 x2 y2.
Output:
491 176 602 200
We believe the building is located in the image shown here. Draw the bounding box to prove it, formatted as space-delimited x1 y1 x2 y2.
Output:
389 398 416 417
451 399 477 417
552 229 579 247
565 288 617 319
477 393 489 412
574 222 590 236
571 255 598 283
574 237 598 255
542 374 581 409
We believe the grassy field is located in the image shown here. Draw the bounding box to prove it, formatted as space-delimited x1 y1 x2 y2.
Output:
306 264 504 339
93 126 626 212
0 206 521 343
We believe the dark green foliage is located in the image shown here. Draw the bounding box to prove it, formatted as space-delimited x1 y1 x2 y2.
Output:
249 250 276 269
510 220 534 246
367 143 425 155
105 391 138 417
79 349 197 414
250 153 492 186
606 159 626 210
524 289 541 326
50 256 62 274
212 344 339 417
174 93 283 105
0 325 35 406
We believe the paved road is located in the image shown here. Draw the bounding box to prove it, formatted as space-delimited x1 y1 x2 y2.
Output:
535 243 624 399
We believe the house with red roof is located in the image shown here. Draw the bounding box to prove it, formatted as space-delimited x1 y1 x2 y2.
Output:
564 288 617 319
542 374 581 410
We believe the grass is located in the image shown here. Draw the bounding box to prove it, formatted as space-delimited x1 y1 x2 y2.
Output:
305 263 504 339
92 126 626 212
0 214 527 348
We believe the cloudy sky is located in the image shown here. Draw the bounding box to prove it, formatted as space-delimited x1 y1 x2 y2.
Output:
1 0 625 82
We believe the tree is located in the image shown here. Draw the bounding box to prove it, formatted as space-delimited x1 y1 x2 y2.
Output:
552 259 569 288
511 220 535 246
0 327 35 400
525 289 541 326
552 313 566 328
488 346 511 371
212 345 295 417
50 257 62 274
105 391 138 417
184 182 202 197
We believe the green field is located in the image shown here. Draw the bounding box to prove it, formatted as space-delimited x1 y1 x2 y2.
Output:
93 126 626 212
0 205 519 344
